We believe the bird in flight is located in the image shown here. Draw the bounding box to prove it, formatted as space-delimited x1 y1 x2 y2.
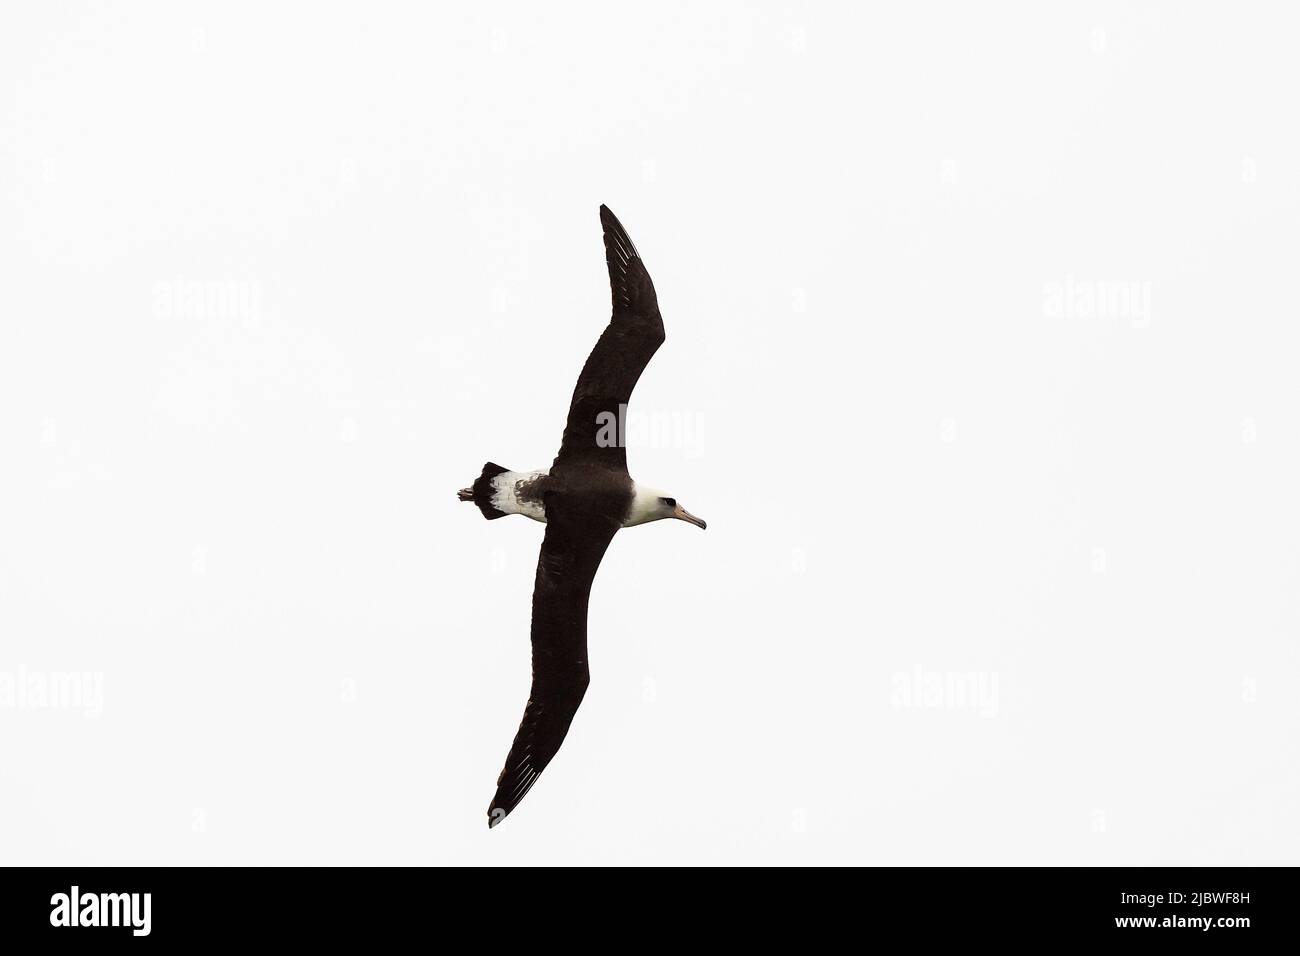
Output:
459 205 706 828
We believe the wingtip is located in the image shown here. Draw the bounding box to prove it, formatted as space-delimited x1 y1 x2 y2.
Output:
598 205 639 260
487 805 509 829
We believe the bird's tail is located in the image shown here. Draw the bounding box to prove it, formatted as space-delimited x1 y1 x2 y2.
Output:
458 462 511 519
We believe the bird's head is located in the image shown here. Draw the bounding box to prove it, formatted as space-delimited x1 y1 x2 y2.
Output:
659 495 707 530
627 486 707 529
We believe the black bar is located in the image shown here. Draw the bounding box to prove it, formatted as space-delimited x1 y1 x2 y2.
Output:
0 866 1287 943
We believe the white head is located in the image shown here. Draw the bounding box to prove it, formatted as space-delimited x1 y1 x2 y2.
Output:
625 485 707 529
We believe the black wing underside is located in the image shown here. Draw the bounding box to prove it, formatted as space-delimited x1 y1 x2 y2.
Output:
553 205 665 474
487 511 620 827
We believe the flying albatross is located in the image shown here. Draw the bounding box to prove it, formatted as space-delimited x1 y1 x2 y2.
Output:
459 205 706 828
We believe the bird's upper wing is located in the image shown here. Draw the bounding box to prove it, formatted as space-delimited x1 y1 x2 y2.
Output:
552 205 665 474
487 508 620 827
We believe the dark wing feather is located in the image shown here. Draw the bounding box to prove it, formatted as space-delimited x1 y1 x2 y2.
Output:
487 509 620 827
552 205 665 474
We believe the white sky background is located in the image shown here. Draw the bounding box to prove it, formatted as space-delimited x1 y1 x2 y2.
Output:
1 2 1297 865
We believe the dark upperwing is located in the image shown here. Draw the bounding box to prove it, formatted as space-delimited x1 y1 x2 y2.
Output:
552 205 665 475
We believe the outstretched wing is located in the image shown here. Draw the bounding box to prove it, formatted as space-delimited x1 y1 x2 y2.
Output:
487 509 620 827
553 205 665 474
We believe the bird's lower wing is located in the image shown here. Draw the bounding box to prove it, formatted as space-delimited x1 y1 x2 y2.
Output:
487 511 620 827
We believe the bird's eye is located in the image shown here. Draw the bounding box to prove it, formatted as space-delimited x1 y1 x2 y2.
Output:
662 497 676 508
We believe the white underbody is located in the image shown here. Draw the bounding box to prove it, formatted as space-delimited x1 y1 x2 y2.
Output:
488 469 663 527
